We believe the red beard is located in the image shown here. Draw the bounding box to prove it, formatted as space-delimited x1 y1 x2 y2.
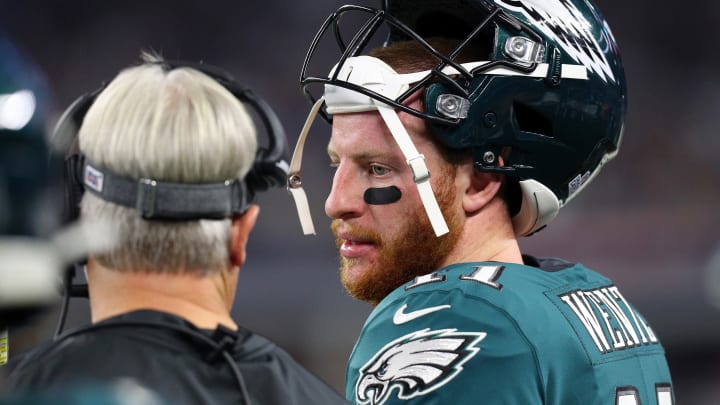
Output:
332 166 462 305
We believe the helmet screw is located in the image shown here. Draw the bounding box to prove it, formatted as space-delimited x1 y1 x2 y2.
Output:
441 97 458 112
436 94 470 119
482 151 496 165
483 112 497 128
288 174 302 188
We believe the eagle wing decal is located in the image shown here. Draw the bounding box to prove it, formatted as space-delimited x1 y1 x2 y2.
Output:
355 328 487 405
495 0 617 83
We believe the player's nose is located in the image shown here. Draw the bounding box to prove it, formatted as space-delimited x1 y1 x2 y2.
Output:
325 162 364 220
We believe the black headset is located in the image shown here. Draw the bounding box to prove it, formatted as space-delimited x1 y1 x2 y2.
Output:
44 60 289 405
57 59 289 224
53 59 290 334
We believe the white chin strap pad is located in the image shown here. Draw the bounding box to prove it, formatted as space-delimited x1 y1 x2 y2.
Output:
512 179 560 236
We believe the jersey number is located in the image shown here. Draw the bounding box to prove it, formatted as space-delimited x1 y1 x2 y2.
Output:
616 384 673 405
406 266 505 291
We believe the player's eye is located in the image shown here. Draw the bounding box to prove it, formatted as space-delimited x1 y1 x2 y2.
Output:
370 164 390 176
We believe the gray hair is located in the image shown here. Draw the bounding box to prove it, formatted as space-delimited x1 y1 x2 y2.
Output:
79 55 257 274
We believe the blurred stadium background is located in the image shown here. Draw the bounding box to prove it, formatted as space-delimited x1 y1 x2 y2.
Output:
1 0 719 402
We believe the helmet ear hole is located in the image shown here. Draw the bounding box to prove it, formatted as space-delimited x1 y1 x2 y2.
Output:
513 102 552 138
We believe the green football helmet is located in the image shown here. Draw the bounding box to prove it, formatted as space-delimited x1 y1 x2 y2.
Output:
294 0 626 237
0 36 55 238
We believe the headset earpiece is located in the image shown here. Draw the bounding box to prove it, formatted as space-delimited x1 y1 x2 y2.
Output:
54 88 105 225
238 88 290 192
162 60 290 193
158 59 289 193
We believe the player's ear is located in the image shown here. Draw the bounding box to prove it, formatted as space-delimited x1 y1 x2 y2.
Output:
229 205 260 267
461 158 503 214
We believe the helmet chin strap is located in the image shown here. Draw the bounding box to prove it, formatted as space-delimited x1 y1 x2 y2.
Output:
286 95 450 237
287 56 450 237
374 103 449 236
287 97 324 235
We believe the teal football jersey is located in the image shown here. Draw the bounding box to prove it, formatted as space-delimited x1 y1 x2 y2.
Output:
346 258 674 405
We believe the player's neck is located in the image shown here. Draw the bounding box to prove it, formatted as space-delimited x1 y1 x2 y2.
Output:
86 258 238 331
442 198 523 266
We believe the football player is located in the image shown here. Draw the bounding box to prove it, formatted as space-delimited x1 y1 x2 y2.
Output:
288 0 675 404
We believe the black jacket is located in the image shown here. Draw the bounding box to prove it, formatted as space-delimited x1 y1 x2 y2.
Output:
6 310 348 405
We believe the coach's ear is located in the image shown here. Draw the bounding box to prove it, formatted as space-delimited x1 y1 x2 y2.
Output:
230 205 260 267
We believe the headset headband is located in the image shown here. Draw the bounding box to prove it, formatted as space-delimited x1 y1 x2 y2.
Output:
80 157 250 220
57 59 289 223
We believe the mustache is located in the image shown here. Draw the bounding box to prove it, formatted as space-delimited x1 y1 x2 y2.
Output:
331 220 383 247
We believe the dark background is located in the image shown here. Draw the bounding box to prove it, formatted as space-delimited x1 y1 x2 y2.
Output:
2 0 719 403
